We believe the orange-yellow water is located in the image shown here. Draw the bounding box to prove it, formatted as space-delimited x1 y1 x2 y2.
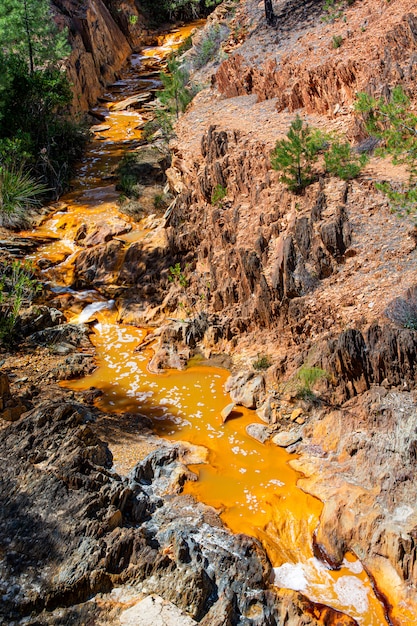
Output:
63 318 388 626
24 23 394 626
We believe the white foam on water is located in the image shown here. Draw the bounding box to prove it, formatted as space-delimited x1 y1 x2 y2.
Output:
268 479 285 487
342 558 364 574
272 563 308 592
334 576 369 614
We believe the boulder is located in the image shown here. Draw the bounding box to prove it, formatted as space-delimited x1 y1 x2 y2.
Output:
17 306 65 338
109 92 153 111
28 323 91 350
272 431 302 448
246 423 273 444
225 371 265 409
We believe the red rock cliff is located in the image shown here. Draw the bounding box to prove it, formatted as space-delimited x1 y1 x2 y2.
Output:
53 0 146 110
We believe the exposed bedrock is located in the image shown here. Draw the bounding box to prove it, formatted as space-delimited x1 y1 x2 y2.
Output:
53 0 146 110
167 125 353 334
295 387 417 620
324 323 417 402
215 5 417 118
0 401 355 625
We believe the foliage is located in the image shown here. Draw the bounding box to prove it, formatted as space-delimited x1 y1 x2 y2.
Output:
0 0 70 74
385 286 417 330
147 58 199 142
174 35 193 57
115 152 139 198
0 166 47 228
324 140 368 180
0 53 87 201
140 0 222 26
194 24 224 69
195 29 218 67
332 35 343 48
159 59 194 120
0 260 41 344
321 0 344 23
253 353 272 371
142 109 175 142
211 184 227 205
154 193 168 210
296 366 328 399
270 115 327 192
168 262 188 288
355 86 417 218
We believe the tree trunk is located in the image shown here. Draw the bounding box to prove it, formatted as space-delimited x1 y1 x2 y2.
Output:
23 0 34 74
264 0 276 26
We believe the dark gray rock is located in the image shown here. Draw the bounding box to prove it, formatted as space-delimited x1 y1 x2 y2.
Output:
0 400 355 626
28 323 91 350
17 306 65 338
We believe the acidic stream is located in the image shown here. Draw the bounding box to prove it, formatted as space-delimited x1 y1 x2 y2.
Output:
26 23 389 626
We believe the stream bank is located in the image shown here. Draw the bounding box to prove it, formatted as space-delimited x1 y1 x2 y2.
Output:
0 22 360 626
2 1 417 624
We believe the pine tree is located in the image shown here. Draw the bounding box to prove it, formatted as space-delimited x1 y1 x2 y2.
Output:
355 86 417 218
270 115 326 192
159 59 193 120
0 0 69 73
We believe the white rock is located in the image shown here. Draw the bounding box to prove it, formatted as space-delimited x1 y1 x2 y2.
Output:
119 594 197 626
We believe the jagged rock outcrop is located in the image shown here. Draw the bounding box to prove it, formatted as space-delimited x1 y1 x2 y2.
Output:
295 387 417 621
53 0 146 110
323 323 417 402
0 401 354 625
215 1 417 119
167 125 354 333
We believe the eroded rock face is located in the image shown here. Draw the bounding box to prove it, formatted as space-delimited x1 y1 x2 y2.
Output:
295 388 417 619
0 400 350 625
166 125 353 333
324 324 417 402
53 0 146 111
215 2 417 118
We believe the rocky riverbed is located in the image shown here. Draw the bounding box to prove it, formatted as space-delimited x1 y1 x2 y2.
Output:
2 0 417 624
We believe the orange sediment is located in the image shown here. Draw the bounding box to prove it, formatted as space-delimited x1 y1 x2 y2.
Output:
65 318 388 626
26 22 392 625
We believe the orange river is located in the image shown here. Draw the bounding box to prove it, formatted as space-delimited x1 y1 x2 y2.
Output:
23 22 393 626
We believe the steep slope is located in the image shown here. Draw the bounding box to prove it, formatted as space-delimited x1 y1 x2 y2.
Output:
53 0 147 110
160 0 417 621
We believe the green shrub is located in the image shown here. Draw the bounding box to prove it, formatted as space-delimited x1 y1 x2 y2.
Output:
332 35 343 48
159 59 193 120
140 0 222 26
0 260 41 344
355 86 417 218
154 193 168 210
270 115 327 192
0 57 88 195
253 353 272 370
0 166 47 228
324 140 368 180
168 262 188 288
116 153 140 198
321 0 344 22
296 366 328 399
173 35 193 58
211 184 227 205
142 109 174 142
194 24 224 69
